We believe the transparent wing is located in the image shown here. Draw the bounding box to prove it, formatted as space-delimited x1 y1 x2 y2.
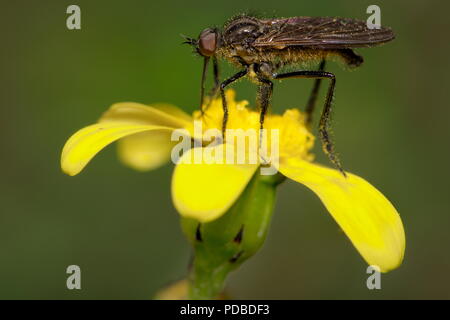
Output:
255 17 394 49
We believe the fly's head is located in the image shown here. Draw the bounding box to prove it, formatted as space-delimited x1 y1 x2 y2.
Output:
183 28 220 57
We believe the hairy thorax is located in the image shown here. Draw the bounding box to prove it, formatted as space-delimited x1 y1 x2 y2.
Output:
218 44 347 77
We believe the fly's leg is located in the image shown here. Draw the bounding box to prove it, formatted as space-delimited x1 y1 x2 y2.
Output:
199 57 210 116
256 77 273 139
202 57 221 118
210 56 220 97
305 60 326 125
274 70 346 177
220 69 248 139
256 77 273 165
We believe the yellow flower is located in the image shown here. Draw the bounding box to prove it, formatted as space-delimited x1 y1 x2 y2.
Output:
61 90 405 272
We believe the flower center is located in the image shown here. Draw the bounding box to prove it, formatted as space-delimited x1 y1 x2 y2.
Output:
188 90 315 162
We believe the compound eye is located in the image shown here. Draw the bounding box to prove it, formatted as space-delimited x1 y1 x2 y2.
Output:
198 29 217 56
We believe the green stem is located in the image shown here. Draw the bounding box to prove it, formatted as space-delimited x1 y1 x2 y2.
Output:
181 171 285 299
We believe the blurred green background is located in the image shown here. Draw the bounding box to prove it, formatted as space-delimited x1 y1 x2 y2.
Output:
1 0 449 299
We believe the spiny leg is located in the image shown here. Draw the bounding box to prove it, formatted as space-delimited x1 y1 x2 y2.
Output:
274 70 346 177
219 69 248 138
256 77 273 137
202 57 221 118
199 57 210 116
200 57 221 126
305 60 326 125
210 56 220 97
256 77 273 164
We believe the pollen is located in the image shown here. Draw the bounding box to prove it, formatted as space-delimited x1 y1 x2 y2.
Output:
188 90 315 162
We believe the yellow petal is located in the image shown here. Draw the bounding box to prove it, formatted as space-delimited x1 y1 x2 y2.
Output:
62 102 192 175
279 158 405 272
172 145 259 222
99 102 191 171
117 131 176 171
61 122 174 176
99 102 191 128
155 103 193 122
100 102 192 171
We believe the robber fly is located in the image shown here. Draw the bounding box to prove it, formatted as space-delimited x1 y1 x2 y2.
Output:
183 15 395 174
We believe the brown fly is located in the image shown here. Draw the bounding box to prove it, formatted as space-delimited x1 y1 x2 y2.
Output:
183 15 395 174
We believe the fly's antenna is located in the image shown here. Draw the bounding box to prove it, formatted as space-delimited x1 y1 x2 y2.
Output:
180 34 200 55
180 34 198 46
